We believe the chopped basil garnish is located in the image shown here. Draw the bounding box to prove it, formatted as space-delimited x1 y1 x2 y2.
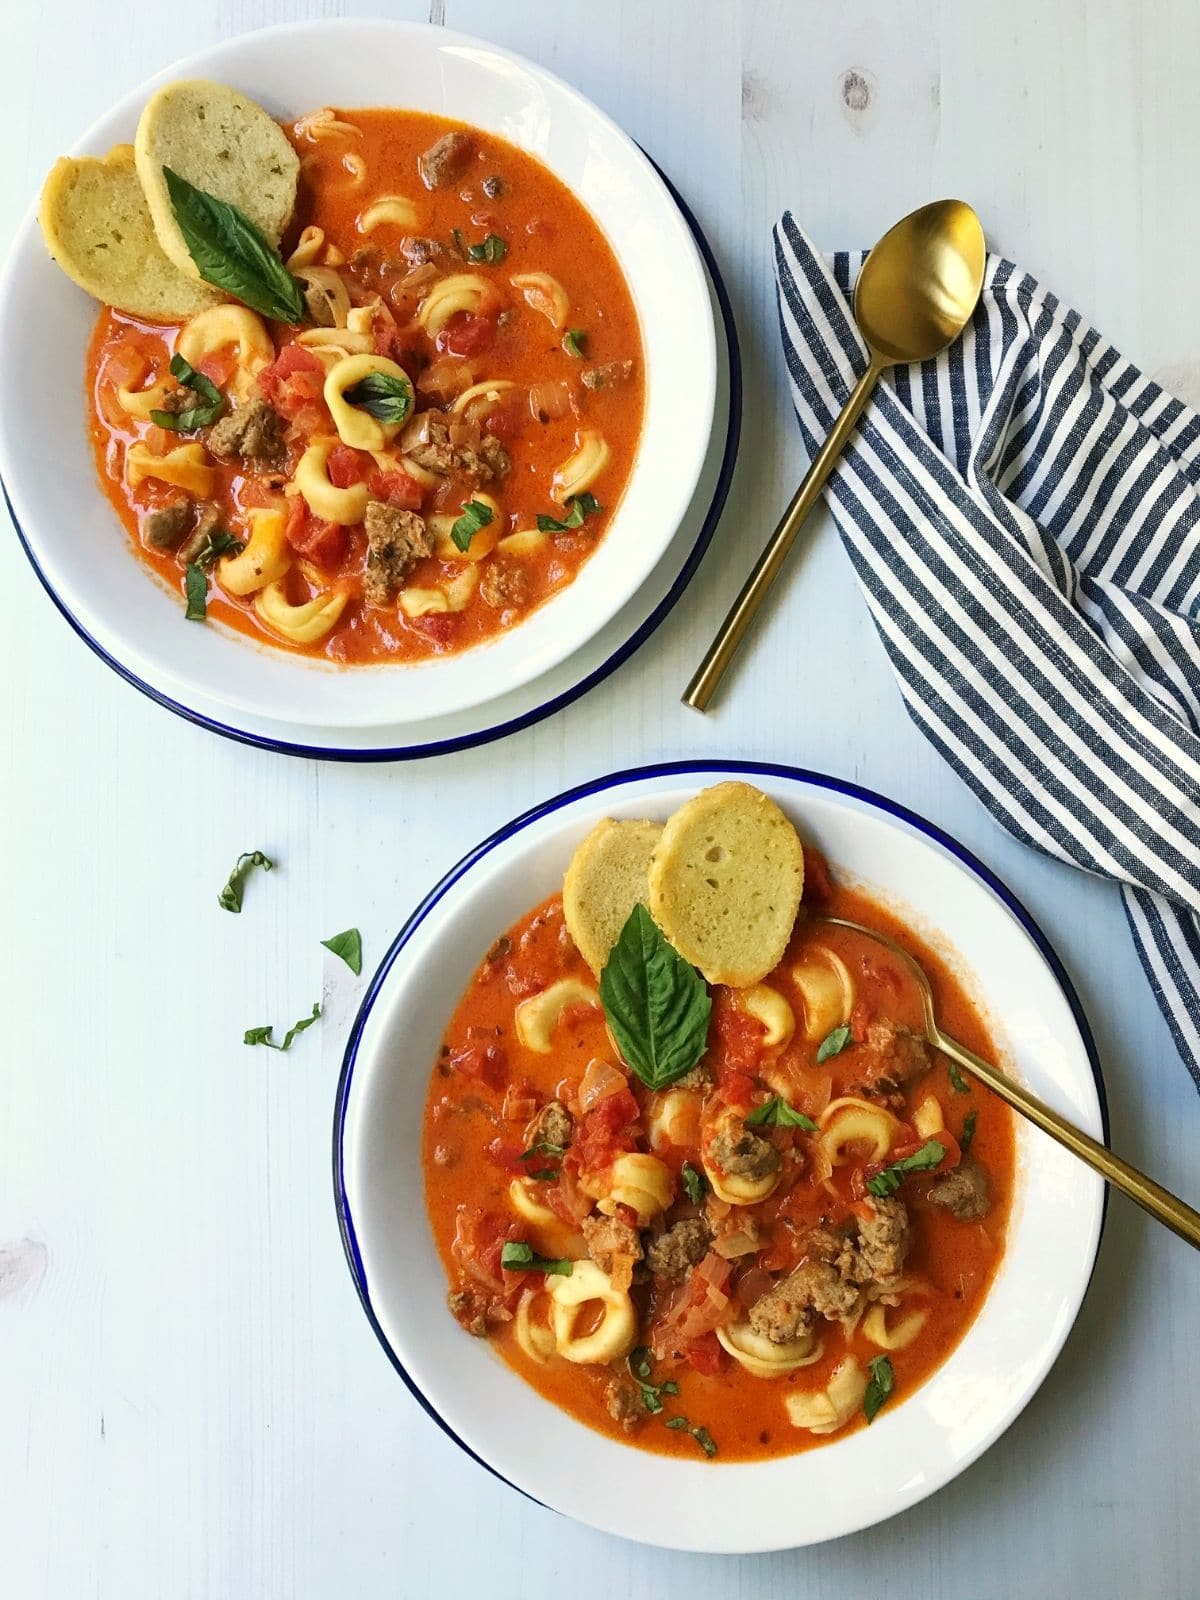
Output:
664 1414 718 1457
563 328 587 357
151 353 225 431
244 1001 321 1052
451 499 494 552
162 167 305 322
866 1138 946 1198
451 227 467 257
218 850 273 913
537 492 602 533
190 529 244 567
864 1354 894 1422
744 1096 818 1131
519 1140 565 1162
527 1167 560 1181
344 370 414 425
628 1348 679 1415
184 562 209 620
598 904 711 1091
321 927 362 974
681 1161 707 1205
816 1023 852 1062
465 232 508 264
947 1058 970 1094
500 1241 573 1276
960 1109 978 1154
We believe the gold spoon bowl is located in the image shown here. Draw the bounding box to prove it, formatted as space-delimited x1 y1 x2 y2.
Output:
819 914 1200 1249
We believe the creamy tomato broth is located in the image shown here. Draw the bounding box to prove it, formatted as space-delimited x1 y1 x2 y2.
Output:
87 109 645 662
423 848 1014 1462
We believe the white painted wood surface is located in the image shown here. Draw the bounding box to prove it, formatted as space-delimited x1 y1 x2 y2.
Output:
2 2 1197 1595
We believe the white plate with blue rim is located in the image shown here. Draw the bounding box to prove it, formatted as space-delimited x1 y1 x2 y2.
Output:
0 19 726 755
334 759 1107 1552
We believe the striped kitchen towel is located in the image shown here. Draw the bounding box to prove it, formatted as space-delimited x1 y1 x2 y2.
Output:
773 212 1200 1089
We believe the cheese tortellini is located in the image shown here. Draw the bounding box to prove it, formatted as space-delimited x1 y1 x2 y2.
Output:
547 1260 637 1365
552 429 610 503
176 306 273 399
219 507 291 597
596 1153 673 1227
817 1097 901 1168
784 1357 869 1435
739 983 795 1051
293 438 370 525
125 442 214 498
791 948 855 1041
254 582 348 645
324 353 412 452
513 978 599 1053
716 1321 823 1378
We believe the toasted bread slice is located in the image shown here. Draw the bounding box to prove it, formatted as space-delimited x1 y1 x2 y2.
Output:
648 782 804 987
135 80 299 279
563 818 664 976
39 145 221 320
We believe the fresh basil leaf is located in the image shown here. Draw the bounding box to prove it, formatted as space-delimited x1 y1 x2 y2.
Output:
744 1096 818 1131
960 1109 978 1154
321 927 363 975
681 1161 707 1205
537 491 602 533
465 232 508 264
500 1241 573 1276
162 166 305 322
630 1347 654 1383
526 1167 560 1181
664 1416 689 1431
641 1386 664 1415
866 1138 946 1198
184 562 209 621
563 328 587 357
451 499 494 553
244 1001 321 1052
691 1425 718 1458
599 903 711 1091
519 1140 565 1162
218 849 273 913
864 1354 895 1423
660 1380 679 1396
816 1024 852 1063
151 353 226 431
947 1057 970 1094
343 370 414 425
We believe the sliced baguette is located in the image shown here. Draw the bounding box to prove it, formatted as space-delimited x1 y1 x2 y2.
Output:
134 79 299 279
563 818 663 976
648 782 804 988
39 145 221 320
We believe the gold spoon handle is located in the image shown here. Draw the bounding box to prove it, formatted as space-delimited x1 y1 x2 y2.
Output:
936 1031 1200 1248
683 358 883 712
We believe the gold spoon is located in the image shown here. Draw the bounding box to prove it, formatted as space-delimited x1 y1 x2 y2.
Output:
683 199 987 711
819 915 1200 1249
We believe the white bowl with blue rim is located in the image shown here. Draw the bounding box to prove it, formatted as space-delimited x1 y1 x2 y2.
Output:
0 19 716 733
335 759 1106 1552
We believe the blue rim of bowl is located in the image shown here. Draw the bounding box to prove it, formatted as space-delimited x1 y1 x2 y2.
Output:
1 167 740 764
332 757 1110 1509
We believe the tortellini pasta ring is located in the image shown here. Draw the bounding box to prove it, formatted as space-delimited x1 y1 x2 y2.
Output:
510 271 570 330
704 1161 782 1208
817 1097 902 1168
497 528 549 559
175 306 273 400
595 1152 674 1226
293 438 371 526
547 1260 637 1365
645 1088 702 1152
790 948 855 1041
429 493 502 563
125 441 214 499
863 1303 929 1352
415 273 494 338
739 983 795 1051
357 194 420 233
552 429 610 503
784 1357 868 1435
451 378 517 424
293 265 351 330
513 977 600 1053
218 507 291 597
508 1178 560 1230
398 565 479 618
913 1094 945 1140
323 353 413 452
286 225 327 270
513 1289 556 1365
253 582 349 645
716 1321 824 1379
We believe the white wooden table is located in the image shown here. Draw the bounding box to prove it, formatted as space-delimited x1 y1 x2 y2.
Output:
3 3 1197 1595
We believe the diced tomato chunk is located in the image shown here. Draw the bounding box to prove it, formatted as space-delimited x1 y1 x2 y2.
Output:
283 497 348 566
446 1040 507 1091
437 310 495 358
259 345 326 422
485 1137 528 1174
451 1204 521 1294
717 1070 756 1111
709 992 764 1077
367 467 423 510
849 999 871 1043
197 349 239 389
327 444 369 488
575 1086 640 1172
683 1333 726 1376
261 344 323 385
408 612 460 645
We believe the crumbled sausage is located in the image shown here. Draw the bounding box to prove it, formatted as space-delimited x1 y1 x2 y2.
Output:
405 416 511 482
581 1212 642 1276
850 1021 931 1105
142 499 192 548
419 130 474 189
928 1155 990 1221
526 1099 572 1150
644 1218 713 1281
708 1123 781 1182
207 398 286 466
604 1374 648 1432
447 1286 491 1337
177 503 223 563
363 502 433 604
302 279 339 327
581 359 634 392
480 561 528 611
673 1064 712 1091
855 1195 911 1283
401 235 457 269
748 1260 861 1343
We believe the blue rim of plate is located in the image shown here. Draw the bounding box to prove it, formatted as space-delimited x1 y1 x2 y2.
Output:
332 757 1110 1506
1 167 741 763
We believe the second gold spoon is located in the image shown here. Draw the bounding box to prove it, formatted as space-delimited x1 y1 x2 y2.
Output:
820 914 1200 1249
684 199 986 712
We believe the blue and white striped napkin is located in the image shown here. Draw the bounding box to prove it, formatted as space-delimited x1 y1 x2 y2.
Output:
773 213 1200 1089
